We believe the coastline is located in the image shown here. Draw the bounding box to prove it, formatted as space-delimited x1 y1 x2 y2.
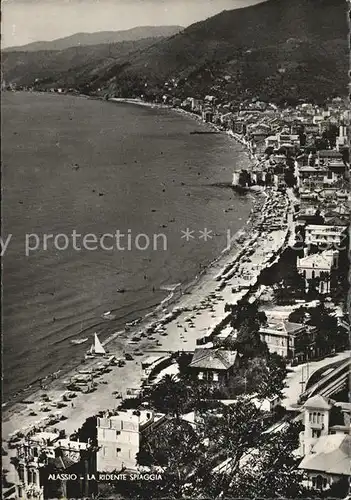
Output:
2 196 258 416
2 92 255 409
2 106 291 488
108 97 257 162
2 99 261 431
2 191 270 442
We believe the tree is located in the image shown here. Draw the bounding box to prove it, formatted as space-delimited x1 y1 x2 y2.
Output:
289 306 307 324
228 422 305 498
117 397 310 500
322 124 338 149
176 352 193 378
238 169 251 187
233 323 269 359
203 399 265 469
228 301 269 359
200 405 304 499
284 168 297 187
143 374 191 418
76 416 97 445
325 476 350 498
308 304 338 356
136 419 207 498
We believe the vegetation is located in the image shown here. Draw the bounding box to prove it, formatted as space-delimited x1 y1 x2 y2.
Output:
111 401 304 499
3 0 347 103
288 303 349 356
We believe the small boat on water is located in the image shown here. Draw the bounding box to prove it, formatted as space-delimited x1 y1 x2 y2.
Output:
71 338 88 345
85 333 106 358
102 311 116 320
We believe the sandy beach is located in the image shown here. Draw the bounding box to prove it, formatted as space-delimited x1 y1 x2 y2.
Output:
2 187 290 450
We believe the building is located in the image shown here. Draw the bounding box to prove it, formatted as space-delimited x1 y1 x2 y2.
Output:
265 132 300 151
96 410 166 473
232 120 247 135
298 395 351 491
304 224 347 250
15 431 94 499
259 320 316 361
297 250 339 294
316 150 346 175
188 348 238 384
248 124 271 143
295 207 324 226
273 173 287 191
336 124 349 151
297 166 339 189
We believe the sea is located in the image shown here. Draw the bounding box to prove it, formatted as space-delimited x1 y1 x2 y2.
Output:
2 91 253 402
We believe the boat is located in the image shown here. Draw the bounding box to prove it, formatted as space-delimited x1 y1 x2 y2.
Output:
71 338 88 345
102 311 116 320
86 333 106 357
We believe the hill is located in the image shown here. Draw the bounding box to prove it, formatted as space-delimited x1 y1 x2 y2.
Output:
4 26 184 52
2 37 168 89
2 0 348 102
109 0 348 102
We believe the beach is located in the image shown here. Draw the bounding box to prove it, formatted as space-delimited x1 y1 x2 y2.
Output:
2 94 293 488
2 184 291 452
1 101 298 500
2 91 253 402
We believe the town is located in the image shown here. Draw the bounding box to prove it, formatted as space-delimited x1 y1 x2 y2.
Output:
2 91 350 500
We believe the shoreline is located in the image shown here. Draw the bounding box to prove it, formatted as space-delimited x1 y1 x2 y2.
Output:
2 191 269 438
2 195 259 417
2 181 289 493
3 94 257 412
3 185 287 444
108 97 257 162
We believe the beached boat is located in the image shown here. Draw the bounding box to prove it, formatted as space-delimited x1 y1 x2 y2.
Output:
71 338 88 345
85 333 106 358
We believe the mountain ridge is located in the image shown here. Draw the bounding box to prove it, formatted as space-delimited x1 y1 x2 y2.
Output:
2 0 348 103
4 25 184 52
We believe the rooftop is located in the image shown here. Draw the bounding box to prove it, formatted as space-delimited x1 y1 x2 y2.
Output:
189 348 237 371
297 250 337 270
305 224 347 233
318 150 343 158
303 395 334 410
298 434 351 476
260 320 305 337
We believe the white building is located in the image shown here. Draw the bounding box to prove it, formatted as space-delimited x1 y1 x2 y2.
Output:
336 124 349 151
298 395 351 491
297 250 339 294
265 132 300 150
97 410 165 473
304 224 347 250
259 319 313 359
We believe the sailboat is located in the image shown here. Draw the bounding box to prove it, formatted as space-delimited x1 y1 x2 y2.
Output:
86 333 106 358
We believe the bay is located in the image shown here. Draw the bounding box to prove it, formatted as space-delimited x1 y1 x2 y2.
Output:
1 92 253 401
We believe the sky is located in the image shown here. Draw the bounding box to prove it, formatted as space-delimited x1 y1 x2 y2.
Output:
1 0 266 48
